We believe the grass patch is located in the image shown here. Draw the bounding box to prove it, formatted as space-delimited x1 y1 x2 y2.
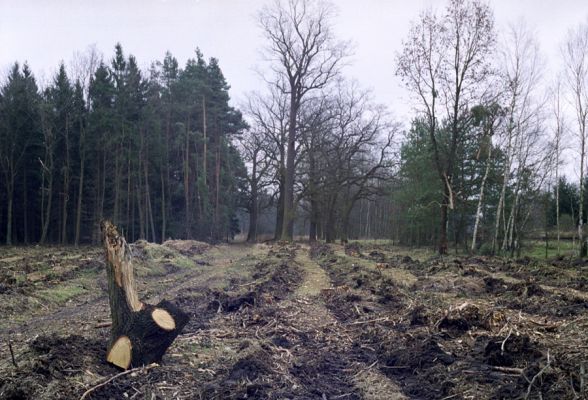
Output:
37 284 87 304
173 256 196 269
521 240 577 259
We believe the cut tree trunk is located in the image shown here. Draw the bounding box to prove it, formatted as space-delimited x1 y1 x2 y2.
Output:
100 220 188 369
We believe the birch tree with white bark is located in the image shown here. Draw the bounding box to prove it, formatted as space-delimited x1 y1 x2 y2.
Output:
562 20 588 257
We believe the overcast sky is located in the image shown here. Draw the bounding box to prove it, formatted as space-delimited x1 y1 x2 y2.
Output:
1 0 587 122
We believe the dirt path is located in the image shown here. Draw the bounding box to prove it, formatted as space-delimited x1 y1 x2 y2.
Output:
294 244 332 297
291 244 407 399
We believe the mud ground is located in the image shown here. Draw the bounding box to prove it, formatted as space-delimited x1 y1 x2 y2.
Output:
0 240 587 399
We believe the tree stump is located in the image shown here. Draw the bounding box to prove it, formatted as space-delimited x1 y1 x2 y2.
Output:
100 220 189 369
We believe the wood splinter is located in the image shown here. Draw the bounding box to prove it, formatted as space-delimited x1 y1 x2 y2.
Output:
101 220 189 369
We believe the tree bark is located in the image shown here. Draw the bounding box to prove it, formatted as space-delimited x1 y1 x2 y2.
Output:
247 158 258 243
75 145 85 247
23 170 28 244
202 96 207 184
5 178 13 245
215 136 221 238
275 176 285 241
325 196 338 243
40 151 54 244
340 205 353 244
61 120 71 245
100 220 188 370
439 192 449 255
281 96 298 241
309 198 318 242
160 169 166 242
471 144 492 252
308 142 318 242
183 120 191 238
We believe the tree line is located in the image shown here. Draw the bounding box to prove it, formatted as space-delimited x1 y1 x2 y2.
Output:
0 44 247 245
241 0 588 257
2 0 588 258
390 0 588 256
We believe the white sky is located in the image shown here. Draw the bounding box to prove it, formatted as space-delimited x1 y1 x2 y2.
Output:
1 0 586 104
1 0 587 177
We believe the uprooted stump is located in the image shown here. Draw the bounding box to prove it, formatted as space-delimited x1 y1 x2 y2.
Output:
101 220 189 370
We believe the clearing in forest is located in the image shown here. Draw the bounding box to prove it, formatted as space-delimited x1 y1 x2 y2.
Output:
0 240 587 399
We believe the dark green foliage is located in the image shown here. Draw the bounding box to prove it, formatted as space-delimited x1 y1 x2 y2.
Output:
391 119 441 246
0 63 43 244
391 115 508 251
548 177 584 226
0 45 247 244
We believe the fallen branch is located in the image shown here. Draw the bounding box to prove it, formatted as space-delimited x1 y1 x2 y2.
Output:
492 366 524 375
501 328 513 355
8 339 18 368
348 317 389 326
94 322 112 329
524 350 551 400
79 363 157 400
238 278 264 287
353 360 378 377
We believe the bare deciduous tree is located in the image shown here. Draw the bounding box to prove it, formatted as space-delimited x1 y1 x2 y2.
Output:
298 82 396 242
397 0 496 254
69 45 102 246
551 77 566 255
563 20 588 257
245 88 289 239
258 0 349 240
494 23 547 255
470 103 503 252
238 108 275 242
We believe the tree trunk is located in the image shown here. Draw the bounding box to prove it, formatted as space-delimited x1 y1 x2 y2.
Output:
471 144 492 252
183 121 191 239
100 220 188 370
247 196 258 243
492 116 515 255
247 159 258 243
98 150 106 240
325 211 336 244
340 205 353 244
503 175 523 252
579 129 586 257
162 108 172 242
126 149 132 236
215 137 221 237
160 169 166 242
438 184 450 255
75 152 85 247
5 177 14 245
61 121 71 245
23 170 28 244
137 180 145 240
308 144 318 242
281 97 298 241
114 141 121 225
325 196 338 244
146 176 156 243
143 130 156 242
202 96 207 183
40 154 54 244
556 152 560 256
275 177 284 240
309 197 318 242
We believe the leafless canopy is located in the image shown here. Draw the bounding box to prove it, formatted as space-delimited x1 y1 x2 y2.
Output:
258 0 349 99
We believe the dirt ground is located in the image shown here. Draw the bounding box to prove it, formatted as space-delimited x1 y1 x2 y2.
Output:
1 240 587 399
